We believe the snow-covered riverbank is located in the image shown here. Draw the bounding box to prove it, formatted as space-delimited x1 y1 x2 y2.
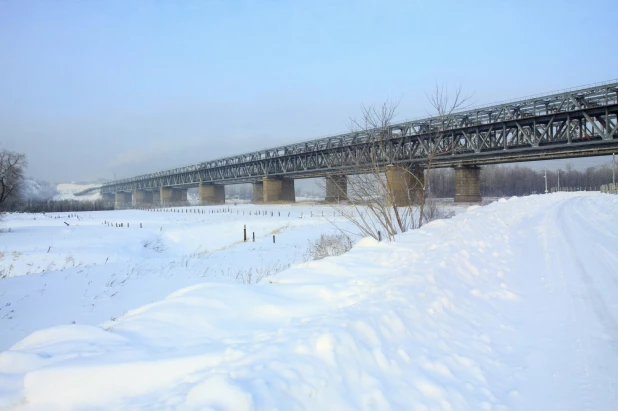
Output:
1 193 617 410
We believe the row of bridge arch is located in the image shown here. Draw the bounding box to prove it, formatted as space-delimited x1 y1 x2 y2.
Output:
104 165 482 209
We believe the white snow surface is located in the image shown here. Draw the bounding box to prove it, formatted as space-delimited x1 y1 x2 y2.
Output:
1 193 618 410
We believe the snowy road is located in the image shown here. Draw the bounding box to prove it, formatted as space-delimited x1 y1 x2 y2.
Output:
1 193 617 410
513 195 618 410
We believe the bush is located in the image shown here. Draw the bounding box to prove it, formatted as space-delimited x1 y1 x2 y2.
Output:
308 233 353 261
422 199 455 223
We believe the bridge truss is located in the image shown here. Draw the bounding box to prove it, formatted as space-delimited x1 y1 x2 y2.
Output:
100 80 618 194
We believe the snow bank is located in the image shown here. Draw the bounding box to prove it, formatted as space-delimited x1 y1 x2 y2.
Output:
1 193 617 410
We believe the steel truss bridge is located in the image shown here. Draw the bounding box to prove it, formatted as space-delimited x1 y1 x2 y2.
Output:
94 80 618 194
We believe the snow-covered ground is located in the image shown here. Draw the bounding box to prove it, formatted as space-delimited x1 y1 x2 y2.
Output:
1 194 617 410
0 204 358 349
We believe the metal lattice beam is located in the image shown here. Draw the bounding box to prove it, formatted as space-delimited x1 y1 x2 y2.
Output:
98 81 618 194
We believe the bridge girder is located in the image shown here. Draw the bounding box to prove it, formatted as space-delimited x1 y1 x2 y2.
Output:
97 82 618 194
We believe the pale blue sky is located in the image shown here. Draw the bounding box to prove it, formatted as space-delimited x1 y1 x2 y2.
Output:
1 0 617 181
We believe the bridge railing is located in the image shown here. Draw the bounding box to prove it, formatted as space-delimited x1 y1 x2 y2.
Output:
102 80 618 188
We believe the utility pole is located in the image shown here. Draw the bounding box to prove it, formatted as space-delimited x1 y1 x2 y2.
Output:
544 167 548 194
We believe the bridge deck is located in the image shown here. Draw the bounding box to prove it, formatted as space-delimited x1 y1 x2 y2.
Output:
101 81 618 193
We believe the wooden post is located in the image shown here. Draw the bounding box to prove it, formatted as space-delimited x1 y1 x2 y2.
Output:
244 225 247 242
273 235 275 243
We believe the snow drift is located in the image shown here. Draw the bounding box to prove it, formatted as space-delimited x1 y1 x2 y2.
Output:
1 193 617 410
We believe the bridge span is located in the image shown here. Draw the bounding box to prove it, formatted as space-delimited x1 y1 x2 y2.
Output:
85 80 618 208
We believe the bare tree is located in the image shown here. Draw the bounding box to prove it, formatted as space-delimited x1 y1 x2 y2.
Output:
322 86 470 241
319 99 407 241
418 85 471 227
0 150 27 210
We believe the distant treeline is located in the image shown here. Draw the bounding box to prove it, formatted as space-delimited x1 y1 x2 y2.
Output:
429 164 615 198
3 199 114 213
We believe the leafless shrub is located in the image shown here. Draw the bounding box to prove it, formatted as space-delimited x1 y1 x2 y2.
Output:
143 238 166 253
308 233 353 261
422 198 455 223
233 261 291 284
65 254 75 267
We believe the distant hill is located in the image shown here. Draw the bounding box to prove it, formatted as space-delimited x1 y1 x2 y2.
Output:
54 183 101 201
19 179 59 201
19 180 101 202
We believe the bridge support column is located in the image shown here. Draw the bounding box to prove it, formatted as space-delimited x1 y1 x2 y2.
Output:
454 166 482 203
115 192 132 209
172 188 188 206
325 175 348 202
282 179 295 202
152 189 161 207
160 187 174 206
102 193 115 207
252 182 264 203
263 177 296 203
160 187 187 206
199 183 225 205
385 165 424 207
133 190 153 207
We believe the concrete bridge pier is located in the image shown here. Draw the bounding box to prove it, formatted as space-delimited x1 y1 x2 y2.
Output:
151 189 161 207
160 187 188 206
160 187 174 206
252 182 264 203
454 166 482 203
263 177 295 203
282 179 295 202
173 188 188 206
385 165 424 207
115 192 132 209
133 190 153 207
199 183 225 205
102 193 115 207
325 175 348 202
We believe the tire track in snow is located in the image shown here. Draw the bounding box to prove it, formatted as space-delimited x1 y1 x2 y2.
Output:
534 199 595 411
555 197 618 409
558 199 618 353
